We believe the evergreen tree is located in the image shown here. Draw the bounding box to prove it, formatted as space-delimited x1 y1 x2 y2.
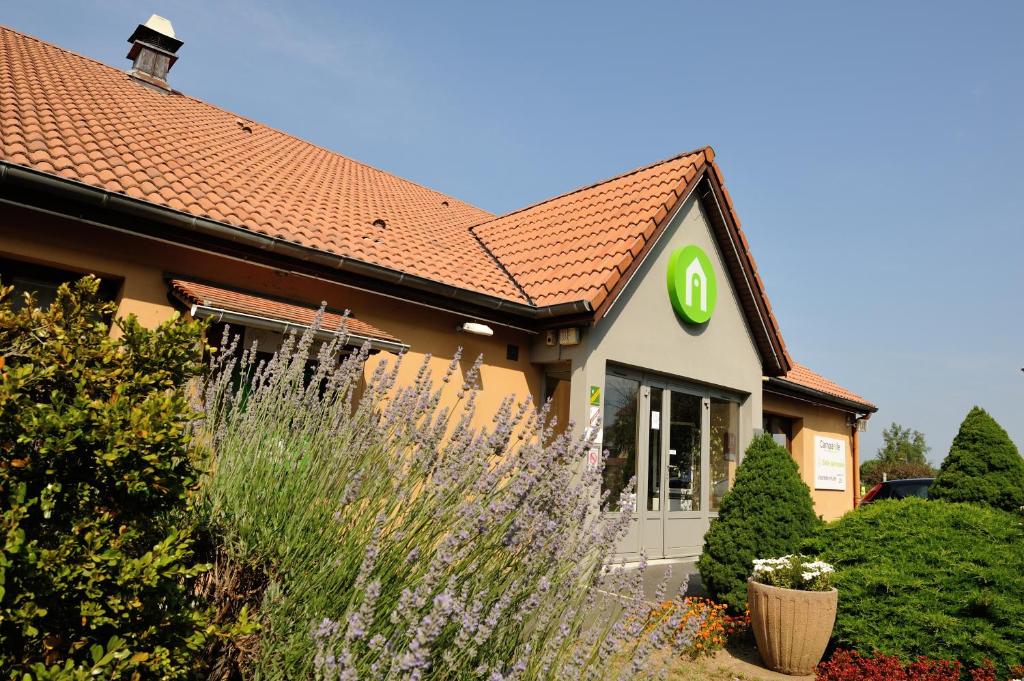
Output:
930 406 1024 512
698 434 821 612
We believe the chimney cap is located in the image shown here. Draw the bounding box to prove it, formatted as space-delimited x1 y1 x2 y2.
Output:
127 14 183 55
143 14 176 39
126 14 183 87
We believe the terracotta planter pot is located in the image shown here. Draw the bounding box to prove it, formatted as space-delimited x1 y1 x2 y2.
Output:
747 579 837 676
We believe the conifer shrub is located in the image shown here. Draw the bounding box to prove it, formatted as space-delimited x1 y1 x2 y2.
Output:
194 321 693 679
806 498 1024 678
697 434 821 612
930 406 1024 512
0 277 213 677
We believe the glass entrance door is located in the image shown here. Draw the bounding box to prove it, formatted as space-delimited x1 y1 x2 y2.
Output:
661 389 706 557
604 367 741 560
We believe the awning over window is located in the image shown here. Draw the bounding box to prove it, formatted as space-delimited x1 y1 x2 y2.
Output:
169 279 407 353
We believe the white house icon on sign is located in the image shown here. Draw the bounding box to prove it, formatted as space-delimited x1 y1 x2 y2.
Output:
684 257 708 312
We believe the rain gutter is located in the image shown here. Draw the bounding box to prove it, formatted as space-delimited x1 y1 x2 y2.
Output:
764 377 877 415
0 162 593 322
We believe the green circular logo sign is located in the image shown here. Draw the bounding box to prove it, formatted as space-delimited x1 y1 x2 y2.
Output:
667 245 717 324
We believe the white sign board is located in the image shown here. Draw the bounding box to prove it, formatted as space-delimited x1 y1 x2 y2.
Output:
814 436 846 491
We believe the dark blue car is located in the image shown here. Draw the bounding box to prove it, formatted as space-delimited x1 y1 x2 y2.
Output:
860 477 934 506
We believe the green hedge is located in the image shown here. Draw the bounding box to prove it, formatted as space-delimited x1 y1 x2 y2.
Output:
0 277 213 678
698 434 821 612
930 406 1024 512
806 498 1024 678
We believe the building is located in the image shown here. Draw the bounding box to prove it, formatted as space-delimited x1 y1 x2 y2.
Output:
0 17 875 561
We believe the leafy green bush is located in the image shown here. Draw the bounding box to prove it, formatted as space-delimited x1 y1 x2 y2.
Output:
0 277 213 678
930 406 1024 512
698 434 821 612
860 460 936 487
194 324 688 679
806 498 1024 678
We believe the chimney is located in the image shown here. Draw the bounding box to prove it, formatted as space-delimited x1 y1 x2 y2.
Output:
125 15 183 90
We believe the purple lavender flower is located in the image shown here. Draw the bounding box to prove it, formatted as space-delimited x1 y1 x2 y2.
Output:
200 313 682 679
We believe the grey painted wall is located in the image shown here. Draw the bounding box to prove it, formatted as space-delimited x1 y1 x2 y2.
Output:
530 192 763 559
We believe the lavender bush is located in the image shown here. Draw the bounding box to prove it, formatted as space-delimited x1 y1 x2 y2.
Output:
193 318 692 679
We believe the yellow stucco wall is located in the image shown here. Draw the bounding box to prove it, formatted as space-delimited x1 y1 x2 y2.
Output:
1 204 867 526
0 205 542 431
762 392 858 521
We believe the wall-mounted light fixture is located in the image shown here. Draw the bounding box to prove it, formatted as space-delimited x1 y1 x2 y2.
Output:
457 321 494 336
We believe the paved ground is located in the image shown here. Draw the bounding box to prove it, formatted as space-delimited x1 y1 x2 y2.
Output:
639 559 706 600
710 642 815 681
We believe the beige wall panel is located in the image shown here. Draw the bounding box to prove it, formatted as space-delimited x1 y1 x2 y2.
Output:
762 392 856 521
0 206 541 432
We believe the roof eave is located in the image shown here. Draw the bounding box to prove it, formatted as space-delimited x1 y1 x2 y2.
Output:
701 163 793 376
0 161 593 324
184 301 410 354
765 376 878 414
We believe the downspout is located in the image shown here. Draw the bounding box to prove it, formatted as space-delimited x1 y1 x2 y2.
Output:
851 419 861 507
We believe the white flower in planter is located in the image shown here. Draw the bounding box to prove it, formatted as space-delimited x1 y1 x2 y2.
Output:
751 555 835 591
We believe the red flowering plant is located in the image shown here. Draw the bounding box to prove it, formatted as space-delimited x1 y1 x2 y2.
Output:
722 609 750 640
815 649 1005 681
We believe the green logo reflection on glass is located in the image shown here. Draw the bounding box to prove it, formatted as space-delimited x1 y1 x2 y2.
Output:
667 245 717 324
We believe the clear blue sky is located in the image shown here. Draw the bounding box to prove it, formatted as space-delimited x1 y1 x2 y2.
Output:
6 0 1023 462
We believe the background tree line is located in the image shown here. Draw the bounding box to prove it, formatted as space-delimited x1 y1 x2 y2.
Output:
860 422 937 486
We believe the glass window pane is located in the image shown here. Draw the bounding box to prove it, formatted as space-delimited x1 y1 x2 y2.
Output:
0 257 119 312
10 277 61 310
763 413 795 453
647 389 662 511
601 375 639 512
668 391 701 511
711 398 739 511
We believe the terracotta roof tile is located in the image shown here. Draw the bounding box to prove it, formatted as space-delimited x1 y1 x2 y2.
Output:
472 150 709 306
169 279 401 344
0 24 792 374
778 362 876 410
0 25 525 303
